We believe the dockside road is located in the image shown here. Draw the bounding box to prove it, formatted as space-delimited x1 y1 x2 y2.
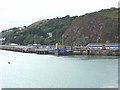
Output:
0 45 53 54
0 45 119 56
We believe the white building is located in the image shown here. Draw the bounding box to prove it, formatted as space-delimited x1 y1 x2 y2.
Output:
86 43 120 50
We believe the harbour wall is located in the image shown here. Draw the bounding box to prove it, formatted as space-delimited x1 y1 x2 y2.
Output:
0 45 119 56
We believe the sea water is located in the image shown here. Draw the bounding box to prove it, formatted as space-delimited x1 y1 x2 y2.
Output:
0 50 118 88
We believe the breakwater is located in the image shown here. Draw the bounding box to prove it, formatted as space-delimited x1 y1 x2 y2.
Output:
0 45 119 56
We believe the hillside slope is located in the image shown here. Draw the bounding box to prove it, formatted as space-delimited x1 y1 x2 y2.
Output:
1 8 119 46
63 8 119 46
2 15 77 45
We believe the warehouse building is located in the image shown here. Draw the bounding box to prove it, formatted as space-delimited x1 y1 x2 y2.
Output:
86 43 120 50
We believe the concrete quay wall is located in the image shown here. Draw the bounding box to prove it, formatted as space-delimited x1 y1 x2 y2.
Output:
0 45 119 56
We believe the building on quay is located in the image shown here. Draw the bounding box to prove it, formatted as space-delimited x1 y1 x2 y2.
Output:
86 43 120 50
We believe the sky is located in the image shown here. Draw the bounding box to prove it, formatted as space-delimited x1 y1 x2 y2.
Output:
0 0 119 31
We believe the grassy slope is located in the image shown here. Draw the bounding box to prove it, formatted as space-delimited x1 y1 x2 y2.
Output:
2 8 119 45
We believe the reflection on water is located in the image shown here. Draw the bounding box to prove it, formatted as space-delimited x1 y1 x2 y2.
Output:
63 55 118 60
83 55 118 60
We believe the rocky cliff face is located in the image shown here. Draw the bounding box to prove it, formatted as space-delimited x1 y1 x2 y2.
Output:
63 8 119 46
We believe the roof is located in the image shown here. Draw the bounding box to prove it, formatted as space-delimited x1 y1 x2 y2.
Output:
86 43 120 47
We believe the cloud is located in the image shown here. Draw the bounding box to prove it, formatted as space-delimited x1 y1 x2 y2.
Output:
0 0 119 31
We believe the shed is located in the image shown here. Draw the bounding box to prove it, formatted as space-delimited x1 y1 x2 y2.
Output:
86 43 120 50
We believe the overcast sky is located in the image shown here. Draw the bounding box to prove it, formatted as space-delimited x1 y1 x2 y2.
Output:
0 0 119 31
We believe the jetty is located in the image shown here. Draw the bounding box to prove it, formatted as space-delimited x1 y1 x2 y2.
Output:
0 43 119 56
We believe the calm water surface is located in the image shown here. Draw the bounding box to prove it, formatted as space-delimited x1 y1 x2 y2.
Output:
0 50 118 88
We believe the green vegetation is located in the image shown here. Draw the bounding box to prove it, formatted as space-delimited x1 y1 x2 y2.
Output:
1 8 119 46
2 15 77 45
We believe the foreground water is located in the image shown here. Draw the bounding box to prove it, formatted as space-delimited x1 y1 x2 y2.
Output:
0 50 118 88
